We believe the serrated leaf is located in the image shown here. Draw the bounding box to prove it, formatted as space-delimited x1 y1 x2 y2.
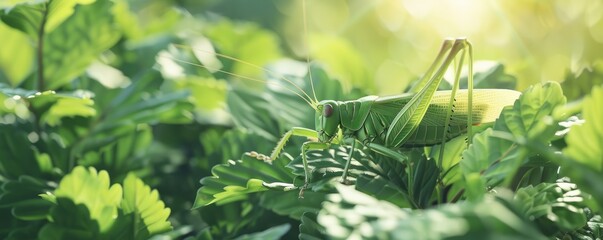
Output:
462 82 567 197
51 166 122 232
318 185 547 239
287 145 368 192
0 175 54 221
228 87 280 141
193 154 295 208
515 181 587 235
118 173 172 239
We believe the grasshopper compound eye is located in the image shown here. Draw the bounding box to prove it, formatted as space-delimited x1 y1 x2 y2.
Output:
323 104 334 117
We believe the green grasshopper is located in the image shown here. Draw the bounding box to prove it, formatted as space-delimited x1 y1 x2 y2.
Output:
261 38 521 197
172 37 520 198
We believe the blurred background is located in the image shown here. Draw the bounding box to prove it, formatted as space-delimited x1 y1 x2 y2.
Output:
172 0 603 94
2 0 603 239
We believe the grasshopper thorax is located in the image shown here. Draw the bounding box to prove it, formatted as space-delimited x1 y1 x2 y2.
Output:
316 100 341 142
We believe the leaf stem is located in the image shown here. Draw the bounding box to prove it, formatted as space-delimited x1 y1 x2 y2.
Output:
36 2 49 92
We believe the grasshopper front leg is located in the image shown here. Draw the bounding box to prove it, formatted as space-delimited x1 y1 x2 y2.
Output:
299 141 330 198
268 127 331 198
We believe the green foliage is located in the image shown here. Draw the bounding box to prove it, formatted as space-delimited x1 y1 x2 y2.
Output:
1 0 602 239
38 166 171 239
461 82 567 199
515 181 587 235
562 85 603 209
319 185 546 239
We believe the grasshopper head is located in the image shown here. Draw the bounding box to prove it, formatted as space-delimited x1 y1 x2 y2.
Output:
316 100 340 142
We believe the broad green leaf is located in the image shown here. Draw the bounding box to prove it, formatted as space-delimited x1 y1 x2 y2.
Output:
43 0 120 89
462 82 567 197
299 212 326 240
80 126 152 178
51 167 122 231
309 34 373 92
319 185 546 239
44 0 96 33
515 182 587 235
40 96 96 126
563 85 603 171
193 154 295 208
0 22 33 86
428 134 466 185
259 190 324 219
354 150 415 208
172 77 227 110
118 173 172 239
0 0 95 39
78 71 191 153
228 87 280 141
0 124 43 179
0 1 45 39
561 62 603 101
0 175 54 221
232 223 290 240
39 166 122 239
458 61 517 89
203 19 282 80
287 145 368 193
562 85 603 209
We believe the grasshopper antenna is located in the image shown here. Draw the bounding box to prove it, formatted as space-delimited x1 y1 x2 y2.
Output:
302 0 319 104
163 47 317 108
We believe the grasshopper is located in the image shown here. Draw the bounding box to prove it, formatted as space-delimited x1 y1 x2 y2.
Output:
263 38 521 197
170 4 520 198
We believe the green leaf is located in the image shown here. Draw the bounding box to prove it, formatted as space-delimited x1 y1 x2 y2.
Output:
118 173 172 239
0 22 33 86
0 175 54 221
259 190 324 219
79 126 152 178
561 62 603 101
193 153 295 208
39 166 122 239
309 34 373 92
0 124 43 179
228 87 281 141
203 19 282 80
232 224 290 240
563 85 603 171
515 181 587 235
43 0 120 89
299 212 326 240
0 1 45 40
44 0 96 33
40 96 96 126
287 145 368 192
52 166 122 231
459 61 517 89
562 85 603 209
318 185 547 239
461 82 567 198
